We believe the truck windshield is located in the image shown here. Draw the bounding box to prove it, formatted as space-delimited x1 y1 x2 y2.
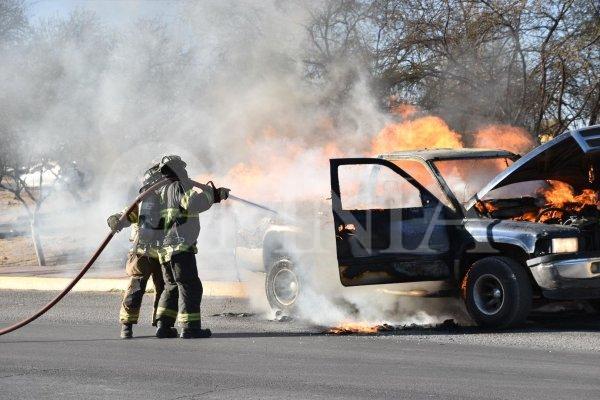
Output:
433 157 513 204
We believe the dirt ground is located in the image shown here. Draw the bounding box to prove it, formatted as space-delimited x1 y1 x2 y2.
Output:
0 190 23 225
0 191 123 268
0 234 103 268
0 191 33 267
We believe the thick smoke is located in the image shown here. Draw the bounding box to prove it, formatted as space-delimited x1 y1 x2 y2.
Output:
2 1 385 258
1 1 531 328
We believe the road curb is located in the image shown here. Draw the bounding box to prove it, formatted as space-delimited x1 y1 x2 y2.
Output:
0 276 248 298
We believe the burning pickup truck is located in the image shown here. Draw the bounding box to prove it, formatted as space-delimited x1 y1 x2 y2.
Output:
257 124 600 328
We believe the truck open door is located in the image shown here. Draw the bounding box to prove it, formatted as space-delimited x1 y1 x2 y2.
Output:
330 158 452 287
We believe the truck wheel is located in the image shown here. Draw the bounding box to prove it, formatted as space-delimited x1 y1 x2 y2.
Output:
265 257 301 315
461 256 532 329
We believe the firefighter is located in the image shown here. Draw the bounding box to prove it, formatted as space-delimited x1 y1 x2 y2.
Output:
107 164 165 339
154 155 229 339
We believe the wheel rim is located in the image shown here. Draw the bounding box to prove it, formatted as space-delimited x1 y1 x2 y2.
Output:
473 274 505 316
273 266 299 307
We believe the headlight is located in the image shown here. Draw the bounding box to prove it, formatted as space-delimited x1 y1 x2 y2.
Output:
551 237 579 254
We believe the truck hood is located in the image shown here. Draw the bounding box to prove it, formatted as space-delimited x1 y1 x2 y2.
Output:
466 124 600 210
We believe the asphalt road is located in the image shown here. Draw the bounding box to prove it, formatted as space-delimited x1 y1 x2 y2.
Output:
1 290 600 399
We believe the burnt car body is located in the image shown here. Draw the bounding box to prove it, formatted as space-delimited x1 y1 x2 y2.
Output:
257 124 600 328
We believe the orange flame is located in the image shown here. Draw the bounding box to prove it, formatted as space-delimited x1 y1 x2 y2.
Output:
371 116 463 155
199 139 345 202
486 181 599 223
201 113 537 205
542 181 598 210
326 322 380 335
473 125 535 154
223 162 264 195
515 211 539 222
390 103 419 118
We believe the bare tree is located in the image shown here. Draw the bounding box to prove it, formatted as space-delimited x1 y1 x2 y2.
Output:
0 0 28 46
304 0 599 137
0 6 100 266
0 133 49 266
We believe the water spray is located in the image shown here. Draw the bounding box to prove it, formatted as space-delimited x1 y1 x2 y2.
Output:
228 194 278 215
201 180 278 215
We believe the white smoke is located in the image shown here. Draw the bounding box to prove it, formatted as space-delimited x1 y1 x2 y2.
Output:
1 0 466 327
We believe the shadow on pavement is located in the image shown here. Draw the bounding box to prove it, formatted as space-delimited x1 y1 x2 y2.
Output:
0 337 131 344
211 331 318 339
1 312 598 344
366 313 600 337
0 332 320 344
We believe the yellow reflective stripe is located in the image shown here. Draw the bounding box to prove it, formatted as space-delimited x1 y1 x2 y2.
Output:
127 205 140 224
177 313 201 323
160 208 179 217
156 307 178 319
119 310 140 318
157 244 197 264
119 308 140 323
181 188 213 210
157 248 170 264
180 189 195 210
160 208 198 219
134 247 161 259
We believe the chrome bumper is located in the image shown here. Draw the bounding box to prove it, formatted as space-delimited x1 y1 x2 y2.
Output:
528 255 600 299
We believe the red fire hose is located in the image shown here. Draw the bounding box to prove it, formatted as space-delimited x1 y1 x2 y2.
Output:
0 178 276 336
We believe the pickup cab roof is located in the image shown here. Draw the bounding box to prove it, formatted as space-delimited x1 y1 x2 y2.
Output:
378 148 517 162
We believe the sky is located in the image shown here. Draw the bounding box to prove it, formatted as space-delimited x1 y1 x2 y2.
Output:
29 0 180 25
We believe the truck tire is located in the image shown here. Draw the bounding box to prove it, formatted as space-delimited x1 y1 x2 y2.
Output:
461 256 532 329
265 257 301 315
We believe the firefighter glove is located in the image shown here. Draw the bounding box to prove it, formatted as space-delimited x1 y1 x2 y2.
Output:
107 213 125 232
213 187 230 203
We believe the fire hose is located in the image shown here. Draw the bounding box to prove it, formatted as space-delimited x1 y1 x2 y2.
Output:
0 178 276 336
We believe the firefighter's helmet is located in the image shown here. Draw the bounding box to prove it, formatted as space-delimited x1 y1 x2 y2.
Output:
139 163 162 193
158 155 188 180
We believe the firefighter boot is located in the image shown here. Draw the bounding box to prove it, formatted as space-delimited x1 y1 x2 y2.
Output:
155 320 178 339
180 327 212 339
120 323 133 339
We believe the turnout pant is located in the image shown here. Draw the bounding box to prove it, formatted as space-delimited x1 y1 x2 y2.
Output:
156 251 203 328
119 253 165 325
